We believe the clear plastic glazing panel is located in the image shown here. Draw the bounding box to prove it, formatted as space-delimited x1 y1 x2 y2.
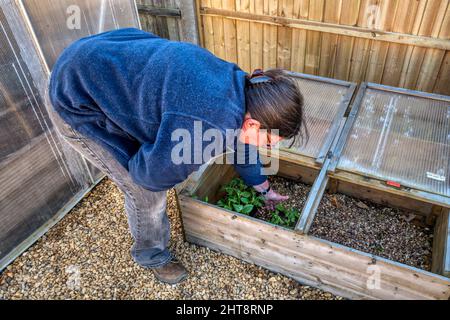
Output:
338 88 450 197
21 0 139 69
278 77 348 158
0 2 93 267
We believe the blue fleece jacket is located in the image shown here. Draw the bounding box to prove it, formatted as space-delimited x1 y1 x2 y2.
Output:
49 28 267 192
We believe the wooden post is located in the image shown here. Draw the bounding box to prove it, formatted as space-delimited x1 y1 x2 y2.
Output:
328 179 339 194
432 208 450 278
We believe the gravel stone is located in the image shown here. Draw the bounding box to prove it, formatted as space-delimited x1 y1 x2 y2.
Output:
0 178 339 300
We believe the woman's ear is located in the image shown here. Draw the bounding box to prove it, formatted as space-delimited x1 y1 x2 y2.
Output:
239 116 262 145
242 117 261 131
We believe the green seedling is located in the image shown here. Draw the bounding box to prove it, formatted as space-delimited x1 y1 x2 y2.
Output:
196 177 300 229
269 203 300 228
216 178 265 215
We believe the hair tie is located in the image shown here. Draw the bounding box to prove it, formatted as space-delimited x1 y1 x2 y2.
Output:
248 68 272 84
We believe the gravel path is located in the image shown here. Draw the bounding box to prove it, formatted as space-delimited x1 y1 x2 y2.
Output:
0 178 338 300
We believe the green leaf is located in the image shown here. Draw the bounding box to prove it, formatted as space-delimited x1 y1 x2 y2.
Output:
270 213 283 226
242 204 254 214
204 196 209 203
240 197 249 204
216 177 268 215
241 191 251 198
255 199 264 207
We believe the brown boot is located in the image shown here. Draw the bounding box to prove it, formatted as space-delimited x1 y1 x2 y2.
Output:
152 258 188 284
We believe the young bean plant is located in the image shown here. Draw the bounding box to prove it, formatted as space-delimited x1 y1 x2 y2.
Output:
268 203 299 228
192 177 300 229
216 178 265 215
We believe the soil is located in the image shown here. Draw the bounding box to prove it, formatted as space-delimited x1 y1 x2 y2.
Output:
252 176 309 227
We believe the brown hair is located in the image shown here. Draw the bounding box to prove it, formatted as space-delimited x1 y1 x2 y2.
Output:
244 68 308 148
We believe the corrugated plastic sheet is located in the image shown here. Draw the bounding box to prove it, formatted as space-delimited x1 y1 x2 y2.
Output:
338 87 450 197
278 77 349 159
0 0 139 269
21 0 139 181
21 0 140 69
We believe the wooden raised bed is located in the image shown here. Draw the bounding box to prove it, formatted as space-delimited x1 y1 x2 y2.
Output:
175 80 450 299
176 152 450 300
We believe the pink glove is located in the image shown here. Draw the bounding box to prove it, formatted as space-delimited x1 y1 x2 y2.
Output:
253 180 289 202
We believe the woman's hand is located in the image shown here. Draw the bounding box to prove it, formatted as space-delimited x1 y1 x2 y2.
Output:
253 180 289 203
263 188 289 202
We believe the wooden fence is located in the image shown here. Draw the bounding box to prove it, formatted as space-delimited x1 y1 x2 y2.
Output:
137 0 181 40
136 0 198 43
136 0 449 95
192 0 449 95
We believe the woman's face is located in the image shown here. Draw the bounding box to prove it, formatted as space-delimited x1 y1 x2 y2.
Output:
239 113 283 148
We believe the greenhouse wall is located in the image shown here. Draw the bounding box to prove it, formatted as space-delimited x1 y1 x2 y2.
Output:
0 0 140 270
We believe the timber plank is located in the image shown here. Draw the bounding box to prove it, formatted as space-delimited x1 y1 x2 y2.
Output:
179 196 450 299
318 0 341 78
223 0 238 63
290 0 309 73
262 0 278 69
236 0 251 72
277 0 293 69
200 0 215 53
432 209 450 277
249 0 263 70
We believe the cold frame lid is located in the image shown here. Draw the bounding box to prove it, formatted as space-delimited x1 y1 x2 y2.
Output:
335 83 450 199
276 72 356 162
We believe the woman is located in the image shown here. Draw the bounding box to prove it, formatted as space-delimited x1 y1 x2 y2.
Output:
47 28 306 284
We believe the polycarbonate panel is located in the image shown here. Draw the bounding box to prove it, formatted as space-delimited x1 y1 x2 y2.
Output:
0 1 94 268
21 0 140 181
278 77 350 159
338 87 450 197
21 0 140 69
